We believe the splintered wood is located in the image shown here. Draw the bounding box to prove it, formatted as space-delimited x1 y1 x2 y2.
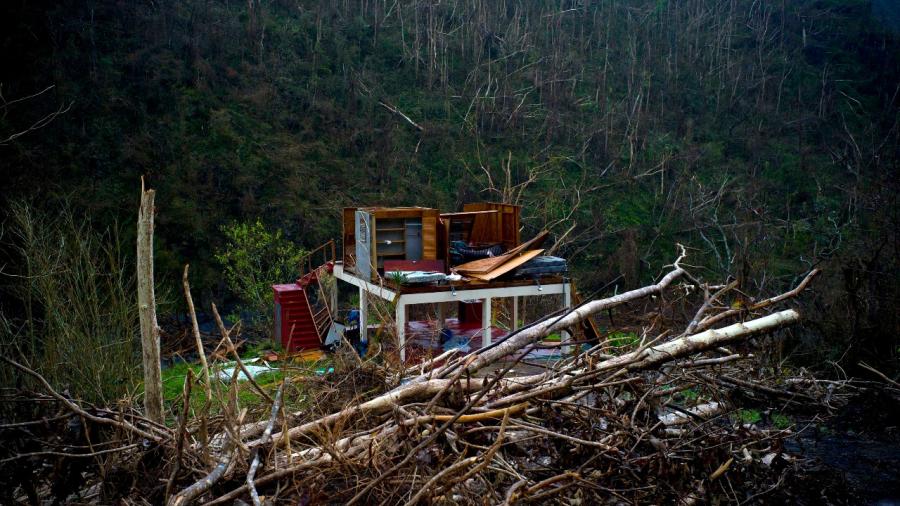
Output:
453 229 550 279
5 251 855 505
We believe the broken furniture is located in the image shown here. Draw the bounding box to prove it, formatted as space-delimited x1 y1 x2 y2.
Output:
342 206 440 281
279 203 575 361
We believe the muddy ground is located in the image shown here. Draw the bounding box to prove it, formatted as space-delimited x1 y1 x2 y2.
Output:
778 389 900 505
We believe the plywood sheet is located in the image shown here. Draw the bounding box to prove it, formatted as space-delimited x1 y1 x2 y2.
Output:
464 202 521 248
454 253 514 274
453 230 550 274
422 210 438 260
469 249 544 281
342 208 357 268
505 229 549 257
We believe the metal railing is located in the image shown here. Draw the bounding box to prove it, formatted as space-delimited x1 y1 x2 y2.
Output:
296 239 337 342
298 239 336 278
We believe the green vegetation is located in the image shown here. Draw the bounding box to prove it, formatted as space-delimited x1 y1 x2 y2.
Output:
736 409 763 425
387 271 409 285
771 413 793 430
159 343 332 422
0 202 141 405
680 388 700 402
731 409 792 429
607 331 640 351
0 0 897 378
161 360 287 415
215 219 305 326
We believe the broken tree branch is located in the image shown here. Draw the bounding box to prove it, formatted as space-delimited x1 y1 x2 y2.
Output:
211 303 274 403
379 99 425 131
247 380 286 506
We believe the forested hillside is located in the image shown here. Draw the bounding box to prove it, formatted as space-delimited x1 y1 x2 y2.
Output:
2 0 898 365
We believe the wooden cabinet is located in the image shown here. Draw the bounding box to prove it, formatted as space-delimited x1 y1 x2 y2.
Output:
343 207 440 280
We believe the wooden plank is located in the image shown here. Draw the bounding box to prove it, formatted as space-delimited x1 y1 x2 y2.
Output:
423 210 438 260
439 210 498 217
469 249 544 281
342 208 357 268
505 229 549 256
453 230 549 274
454 253 513 274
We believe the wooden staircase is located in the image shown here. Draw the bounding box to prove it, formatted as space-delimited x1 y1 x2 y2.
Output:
275 286 325 351
275 240 337 352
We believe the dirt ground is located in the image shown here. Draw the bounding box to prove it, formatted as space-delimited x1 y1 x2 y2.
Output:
781 389 900 505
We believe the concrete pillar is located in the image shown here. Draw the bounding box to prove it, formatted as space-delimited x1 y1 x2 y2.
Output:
512 296 520 331
396 300 406 362
358 285 368 344
482 297 492 346
562 282 572 352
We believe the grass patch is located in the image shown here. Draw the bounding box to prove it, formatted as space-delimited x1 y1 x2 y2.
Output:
160 356 324 425
680 387 700 401
162 361 205 401
771 413 792 429
734 408 762 425
606 331 640 353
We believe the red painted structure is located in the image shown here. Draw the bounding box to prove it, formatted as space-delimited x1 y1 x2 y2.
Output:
272 283 321 352
458 300 483 324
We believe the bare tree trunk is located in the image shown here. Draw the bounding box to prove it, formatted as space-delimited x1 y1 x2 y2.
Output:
138 181 163 424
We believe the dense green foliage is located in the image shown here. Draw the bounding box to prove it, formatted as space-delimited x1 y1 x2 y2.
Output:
215 219 305 323
1 0 898 370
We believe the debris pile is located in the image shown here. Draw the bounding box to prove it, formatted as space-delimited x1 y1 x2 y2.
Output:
1 250 885 505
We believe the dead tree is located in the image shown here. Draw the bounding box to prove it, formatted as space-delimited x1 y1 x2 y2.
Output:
137 180 163 424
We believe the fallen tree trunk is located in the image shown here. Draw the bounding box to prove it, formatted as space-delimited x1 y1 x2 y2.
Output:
167 449 236 506
599 309 800 373
256 309 798 451
6 247 837 506
454 264 686 376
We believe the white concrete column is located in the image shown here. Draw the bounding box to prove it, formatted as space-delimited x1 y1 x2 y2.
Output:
482 297 492 346
561 282 572 351
512 296 520 331
358 286 368 343
396 300 407 362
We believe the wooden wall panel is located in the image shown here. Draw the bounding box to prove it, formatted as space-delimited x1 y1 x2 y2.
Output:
342 207 357 268
437 217 449 266
463 202 494 244
500 204 520 247
422 209 438 260
463 202 520 248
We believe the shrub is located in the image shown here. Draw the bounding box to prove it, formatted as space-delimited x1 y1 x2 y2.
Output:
214 219 304 327
0 202 140 405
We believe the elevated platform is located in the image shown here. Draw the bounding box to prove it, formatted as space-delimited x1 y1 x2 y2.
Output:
332 261 572 362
